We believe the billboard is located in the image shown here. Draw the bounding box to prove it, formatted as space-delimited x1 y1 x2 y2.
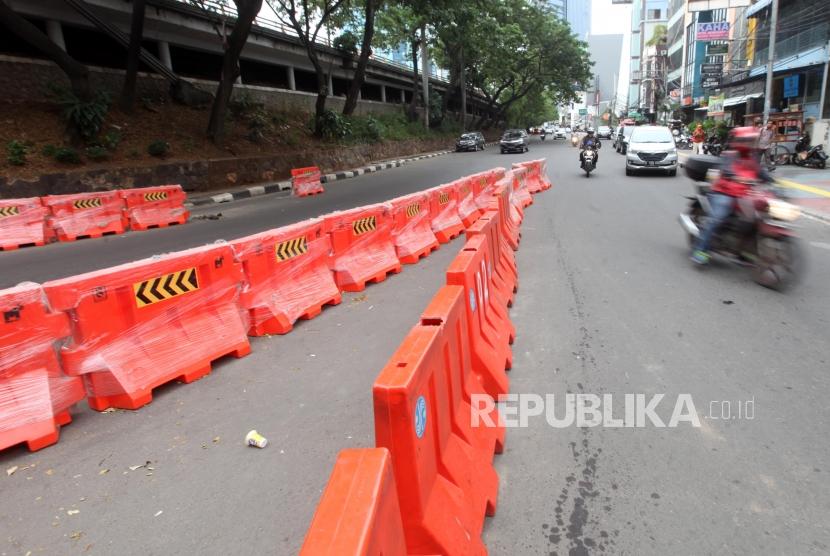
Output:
783 75 800 98
706 43 729 56
708 94 725 114
696 22 730 41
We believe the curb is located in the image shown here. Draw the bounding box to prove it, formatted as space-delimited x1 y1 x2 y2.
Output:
187 148 462 207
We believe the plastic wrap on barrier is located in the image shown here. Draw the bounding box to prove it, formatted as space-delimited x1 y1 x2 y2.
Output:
42 244 251 411
0 197 51 250
324 203 401 292
389 192 439 264
454 177 481 228
300 448 408 555
43 191 126 242
489 179 521 250
427 184 465 244
291 166 325 197
1 283 85 452
511 166 533 210
120 185 189 231
231 219 341 336
466 210 518 308
514 159 551 193
421 285 505 456
373 324 489 554
445 234 512 398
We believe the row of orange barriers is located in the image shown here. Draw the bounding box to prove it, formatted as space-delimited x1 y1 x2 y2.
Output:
0 185 190 251
300 161 551 555
0 160 551 455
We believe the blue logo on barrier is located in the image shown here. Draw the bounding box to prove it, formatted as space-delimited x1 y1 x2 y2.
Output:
469 288 477 312
415 396 427 438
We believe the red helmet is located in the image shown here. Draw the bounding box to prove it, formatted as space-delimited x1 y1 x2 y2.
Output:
729 126 760 154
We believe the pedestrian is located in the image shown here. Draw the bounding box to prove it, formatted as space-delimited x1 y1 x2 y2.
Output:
758 120 775 168
692 123 706 155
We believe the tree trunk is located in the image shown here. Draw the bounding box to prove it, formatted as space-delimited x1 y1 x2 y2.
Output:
342 0 376 115
407 39 419 122
120 0 146 113
313 60 328 135
459 47 467 131
206 0 262 144
0 0 91 99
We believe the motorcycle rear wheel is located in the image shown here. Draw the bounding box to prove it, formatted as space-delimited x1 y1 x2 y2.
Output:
753 236 804 291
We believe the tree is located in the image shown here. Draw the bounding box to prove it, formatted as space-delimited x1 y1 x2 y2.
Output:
342 0 379 116
267 0 348 135
203 0 262 144
0 0 91 100
120 0 147 112
647 24 667 47
374 3 427 121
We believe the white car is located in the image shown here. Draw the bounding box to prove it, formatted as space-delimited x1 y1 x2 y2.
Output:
597 126 613 139
552 128 567 139
625 126 678 176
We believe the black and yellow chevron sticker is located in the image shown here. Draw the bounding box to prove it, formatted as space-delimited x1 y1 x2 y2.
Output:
459 185 470 196
144 191 168 202
352 216 376 236
73 198 103 209
0 206 20 219
438 192 450 205
479 177 487 188
275 236 307 262
133 267 199 308
405 203 420 218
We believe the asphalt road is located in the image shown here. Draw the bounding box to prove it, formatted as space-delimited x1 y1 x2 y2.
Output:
2 137 830 555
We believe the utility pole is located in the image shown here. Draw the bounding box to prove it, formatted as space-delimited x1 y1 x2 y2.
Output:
819 40 830 120
420 25 429 130
762 0 779 122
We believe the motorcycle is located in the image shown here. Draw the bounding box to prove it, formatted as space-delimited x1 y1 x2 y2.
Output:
571 134 579 148
580 145 597 177
673 130 692 150
678 156 804 291
541 130 547 141
792 135 827 168
702 135 723 156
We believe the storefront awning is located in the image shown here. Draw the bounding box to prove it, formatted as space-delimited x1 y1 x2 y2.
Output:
748 46 827 78
723 92 763 107
694 106 708 111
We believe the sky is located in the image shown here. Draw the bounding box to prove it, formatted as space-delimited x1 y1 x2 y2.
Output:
590 0 632 106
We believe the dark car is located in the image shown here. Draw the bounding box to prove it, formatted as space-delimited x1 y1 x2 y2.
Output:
455 131 485 152
500 129 529 154
615 126 635 154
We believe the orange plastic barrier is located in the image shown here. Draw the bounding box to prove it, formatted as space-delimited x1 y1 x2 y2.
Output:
514 159 552 193
389 193 439 264
291 166 325 197
511 166 533 210
1 283 84 452
300 448 408 556
421 285 505 456
445 234 512 398
0 197 51 250
471 168 507 213
489 178 521 250
231 219 341 336
42 244 251 411
427 185 465 244
325 204 401 292
373 326 492 554
466 210 518 309
120 185 189 231
43 191 126 241
454 177 481 228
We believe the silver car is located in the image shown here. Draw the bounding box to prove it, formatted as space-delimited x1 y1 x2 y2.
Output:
625 126 678 176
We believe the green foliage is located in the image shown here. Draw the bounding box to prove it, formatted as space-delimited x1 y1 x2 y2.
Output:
229 91 259 119
52 146 81 164
505 86 558 128
42 144 57 157
85 145 110 161
100 130 122 151
6 140 28 166
47 83 111 142
349 116 383 143
647 24 668 47
147 140 170 157
333 31 360 55
314 110 352 140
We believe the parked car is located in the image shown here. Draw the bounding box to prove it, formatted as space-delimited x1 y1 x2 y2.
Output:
615 126 636 154
500 129 529 154
597 125 613 139
625 126 678 176
455 131 485 152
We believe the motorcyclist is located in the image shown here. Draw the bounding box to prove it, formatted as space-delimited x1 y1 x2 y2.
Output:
691 126 773 265
579 128 601 165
